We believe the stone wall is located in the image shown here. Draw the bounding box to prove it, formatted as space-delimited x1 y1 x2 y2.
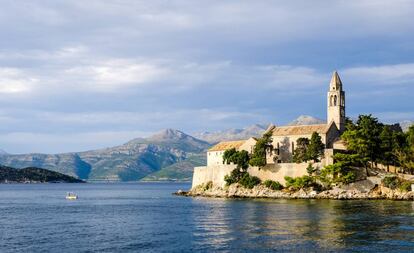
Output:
192 162 327 189
192 164 236 188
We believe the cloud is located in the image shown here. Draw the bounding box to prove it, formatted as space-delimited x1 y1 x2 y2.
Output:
0 1 413 153
0 68 38 93
344 63 414 85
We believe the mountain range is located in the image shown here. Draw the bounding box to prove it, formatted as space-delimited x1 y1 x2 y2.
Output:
0 129 210 181
0 115 412 181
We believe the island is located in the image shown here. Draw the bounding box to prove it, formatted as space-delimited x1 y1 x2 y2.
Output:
177 71 414 201
0 165 84 183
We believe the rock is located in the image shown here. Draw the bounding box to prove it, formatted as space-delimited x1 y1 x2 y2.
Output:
184 181 414 201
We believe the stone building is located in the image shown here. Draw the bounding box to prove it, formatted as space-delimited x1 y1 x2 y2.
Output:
207 137 257 166
192 71 347 188
207 71 346 165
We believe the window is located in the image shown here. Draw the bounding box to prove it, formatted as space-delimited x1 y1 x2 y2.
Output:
334 95 337 106
292 142 295 153
277 142 280 155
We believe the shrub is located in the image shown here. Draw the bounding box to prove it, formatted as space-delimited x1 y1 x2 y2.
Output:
239 173 261 189
224 169 245 186
399 181 412 192
341 171 356 184
204 181 213 190
306 163 316 176
284 175 314 190
382 176 400 189
264 180 284 190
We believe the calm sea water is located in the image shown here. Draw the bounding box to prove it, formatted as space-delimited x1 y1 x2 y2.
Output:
0 183 413 252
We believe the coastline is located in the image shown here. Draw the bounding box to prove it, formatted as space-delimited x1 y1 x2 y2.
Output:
176 182 414 201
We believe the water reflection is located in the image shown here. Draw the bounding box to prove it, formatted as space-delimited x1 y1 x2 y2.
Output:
191 198 414 252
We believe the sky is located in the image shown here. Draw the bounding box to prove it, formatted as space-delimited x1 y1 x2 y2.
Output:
0 0 414 154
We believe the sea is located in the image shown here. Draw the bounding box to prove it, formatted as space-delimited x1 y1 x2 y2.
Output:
0 182 413 252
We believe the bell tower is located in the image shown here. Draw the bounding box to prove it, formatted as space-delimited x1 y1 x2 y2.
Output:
327 71 345 132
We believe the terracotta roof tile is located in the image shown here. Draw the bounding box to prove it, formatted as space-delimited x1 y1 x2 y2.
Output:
272 124 328 136
208 140 246 152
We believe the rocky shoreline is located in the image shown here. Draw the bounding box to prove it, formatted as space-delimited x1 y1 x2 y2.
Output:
176 179 414 201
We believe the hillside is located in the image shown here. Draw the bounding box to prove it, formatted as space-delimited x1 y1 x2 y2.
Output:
0 165 84 183
194 124 267 143
288 115 325 126
141 154 206 181
0 129 210 182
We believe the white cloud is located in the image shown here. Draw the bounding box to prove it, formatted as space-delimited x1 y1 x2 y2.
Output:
0 68 37 93
343 63 414 85
64 59 170 91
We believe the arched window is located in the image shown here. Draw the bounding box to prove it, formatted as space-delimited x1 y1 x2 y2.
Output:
329 95 333 106
334 95 337 106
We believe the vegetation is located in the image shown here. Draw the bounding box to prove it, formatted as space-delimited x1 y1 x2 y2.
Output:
292 138 309 163
0 165 84 183
264 180 284 190
382 175 412 192
399 181 412 192
142 154 206 181
249 132 273 168
308 132 325 162
224 132 272 187
223 148 250 170
341 115 414 174
293 132 325 163
382 176 400 189
306 163 316 176
284 175 316 191
239 173 261 189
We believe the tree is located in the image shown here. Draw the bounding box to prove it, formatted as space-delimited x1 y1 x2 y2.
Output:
379 126 397 171
223 148 249 171
249 131 273 168
293 137 310 163
223 148 237 164
307 132 325 162
223 149 251 185
341 115 382 173
396 125 414 174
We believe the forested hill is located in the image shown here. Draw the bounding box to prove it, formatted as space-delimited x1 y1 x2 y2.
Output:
0 165 84 183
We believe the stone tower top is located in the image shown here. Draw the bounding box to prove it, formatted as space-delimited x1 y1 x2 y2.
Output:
329 71 342 91
327 71 345 132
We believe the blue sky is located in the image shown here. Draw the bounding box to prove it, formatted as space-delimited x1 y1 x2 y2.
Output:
0 0 413 153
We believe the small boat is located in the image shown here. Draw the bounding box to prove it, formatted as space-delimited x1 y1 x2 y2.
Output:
65 192 78 200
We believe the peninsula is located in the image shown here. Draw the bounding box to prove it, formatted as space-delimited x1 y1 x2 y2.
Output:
179 71 414 200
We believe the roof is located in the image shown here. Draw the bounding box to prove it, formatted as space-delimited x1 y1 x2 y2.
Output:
208 140 246 152
272 124 329 136
330 71 342 90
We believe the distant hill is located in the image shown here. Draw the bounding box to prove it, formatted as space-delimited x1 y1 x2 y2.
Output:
194 124 267 144
0 129 210 182
288 115 325 126
141 154 206 182
0 165 84 183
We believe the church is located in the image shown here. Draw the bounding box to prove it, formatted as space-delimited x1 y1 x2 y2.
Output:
206 71 346 166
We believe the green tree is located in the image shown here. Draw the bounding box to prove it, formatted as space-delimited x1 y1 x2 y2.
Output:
307 132 325 162
379 126 397 171
341 115 382 172
223 148 249 171
293 137 310 163
249 131 273 168
396 125 414 174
